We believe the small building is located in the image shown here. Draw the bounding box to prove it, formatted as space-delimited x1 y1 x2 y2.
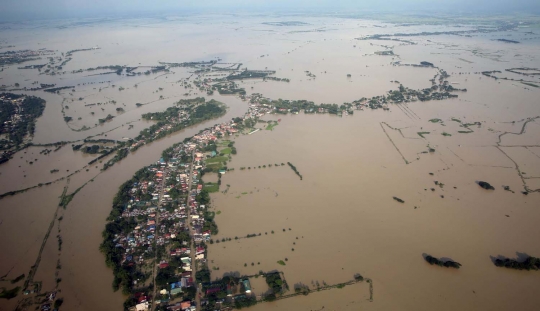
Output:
135 302 149 311
242 279 252 294
180 301 191 310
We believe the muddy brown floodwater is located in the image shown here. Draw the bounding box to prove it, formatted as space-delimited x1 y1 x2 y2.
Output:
209 111 540 311
1 12 540 311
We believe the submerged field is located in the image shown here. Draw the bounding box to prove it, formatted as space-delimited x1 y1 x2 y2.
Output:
1 12 540 311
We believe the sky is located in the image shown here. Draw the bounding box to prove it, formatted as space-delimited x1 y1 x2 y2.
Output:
0 0 539 22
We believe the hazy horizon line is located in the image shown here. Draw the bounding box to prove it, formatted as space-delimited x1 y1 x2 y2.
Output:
1 3 540 23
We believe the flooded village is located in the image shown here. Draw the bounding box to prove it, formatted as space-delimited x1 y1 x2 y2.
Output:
1 11 540 311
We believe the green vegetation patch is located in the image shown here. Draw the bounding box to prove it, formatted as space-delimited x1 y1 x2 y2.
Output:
287 162 303 180
265 272 284 295
425 255 462 269
204 183 219 193
441 132 452 136
10 274 25 284
220 148 232 155
0 287 20 300
277 260 286 266
458 130 473 134
218 140 232 146
206 163 224 172
417 131 430 138
393 196 405 203
266 122 279 131
494 255 540 270
206 156 228 164
429 118 442 123
521 82 539 88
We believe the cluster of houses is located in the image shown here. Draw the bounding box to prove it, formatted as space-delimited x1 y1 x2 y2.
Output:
0 94 26 135
0 48 54 66
121 94 282 311
118 139 219 311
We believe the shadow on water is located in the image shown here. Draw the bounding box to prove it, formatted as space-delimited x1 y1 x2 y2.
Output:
490 251 531 264
222 271 241 279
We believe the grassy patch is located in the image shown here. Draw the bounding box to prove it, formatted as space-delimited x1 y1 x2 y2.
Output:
216 210 221 215
204 183 219 193
206 163 224 172
451 117 462 123
241 192 248 195
429 118 442 123
206 156 228 164
417 131 430 138
220 148 232 155
266 122 278 131
458 130 473 134
442 132 452 136
218 140 232 146
277 260 286 266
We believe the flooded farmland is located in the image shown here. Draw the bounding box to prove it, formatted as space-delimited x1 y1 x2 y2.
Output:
1 11 540 311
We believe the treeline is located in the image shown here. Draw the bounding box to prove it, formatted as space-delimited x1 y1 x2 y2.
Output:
424 255 462 269
227 70 275 80
43 86 74 93
270 98 342 115
264 76 290 82
102 148 128 170
98 114 114 124
265 272 285 297
177 97 205 106
159 60 217 68
142 106 186 121
66 47 97 56
287 162 303 180
88 148 117 165
494 256 540 271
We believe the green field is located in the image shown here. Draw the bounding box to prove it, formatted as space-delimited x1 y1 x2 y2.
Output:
218 140 232 146
266 122 279 130
220 148 232 155
204 183 219 193
206 156 228 164
206 163 224 171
